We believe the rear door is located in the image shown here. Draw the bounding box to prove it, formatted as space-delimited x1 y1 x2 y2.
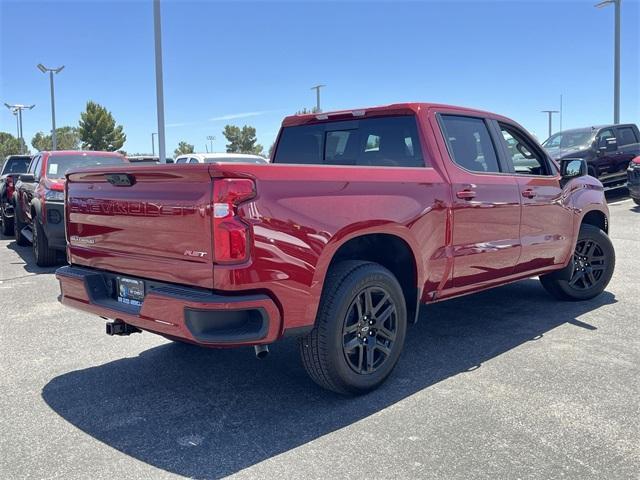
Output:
436 112 522 290
614 125 640 170
66 165 215 289
493 121 574 272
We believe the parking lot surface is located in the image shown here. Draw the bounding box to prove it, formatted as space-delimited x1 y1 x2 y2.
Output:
1 197 638 480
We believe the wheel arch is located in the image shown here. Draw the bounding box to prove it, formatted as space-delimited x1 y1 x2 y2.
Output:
581 209 608 234
308 227 424 326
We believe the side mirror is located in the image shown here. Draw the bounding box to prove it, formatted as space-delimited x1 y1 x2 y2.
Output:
18 173 35 183
598 137 617 153
560 158 587 186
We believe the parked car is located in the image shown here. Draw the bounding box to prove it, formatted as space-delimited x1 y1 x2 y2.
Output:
627 155 640 205
56 103 614 394
14 151 128 266
174 153 267 164
542 124 640 188
0 155 31 235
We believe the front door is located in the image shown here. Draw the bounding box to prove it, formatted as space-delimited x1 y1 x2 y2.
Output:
494 122 574 273
436 113 522 291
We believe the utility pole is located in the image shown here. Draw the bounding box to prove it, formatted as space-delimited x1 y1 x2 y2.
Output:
153 0 167 162
4 103 35 154
595 0 621 124
151 132 157 156
37 64 64 150
541 110 559 138
559 94 563 132
310 84 326 113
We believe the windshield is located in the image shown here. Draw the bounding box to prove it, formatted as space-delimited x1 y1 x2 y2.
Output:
45 155 125 179
543 130 593 150
2 156 31 174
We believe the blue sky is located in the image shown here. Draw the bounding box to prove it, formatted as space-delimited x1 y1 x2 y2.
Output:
1 0 638 155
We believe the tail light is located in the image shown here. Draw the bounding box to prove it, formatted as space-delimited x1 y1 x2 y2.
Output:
212 178 256 263
6 177 15 199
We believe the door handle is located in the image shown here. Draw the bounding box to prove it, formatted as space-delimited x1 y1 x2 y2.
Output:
456 189 476 200
522 189 537 199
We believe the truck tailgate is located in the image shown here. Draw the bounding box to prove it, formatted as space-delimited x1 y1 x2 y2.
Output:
66 165 214 289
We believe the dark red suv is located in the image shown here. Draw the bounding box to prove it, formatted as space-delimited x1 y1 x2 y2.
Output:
14 151 127 266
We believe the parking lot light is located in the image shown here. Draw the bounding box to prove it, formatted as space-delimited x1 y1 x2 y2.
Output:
36 64 65 150
3 103 35 154
595 0 621 124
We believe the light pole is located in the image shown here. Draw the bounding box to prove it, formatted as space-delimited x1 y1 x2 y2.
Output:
541 110 560 138
37 64 64 150
151 132 157 156
4 103 35 154
595 0 621 124
153 0 167 163
207 135 215 152
310 84 326 113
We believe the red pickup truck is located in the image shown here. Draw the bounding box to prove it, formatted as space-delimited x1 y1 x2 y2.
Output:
56 103 615 394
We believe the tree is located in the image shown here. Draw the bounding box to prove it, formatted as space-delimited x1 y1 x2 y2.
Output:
78 101 126 151
31 126 81 151
0 132 28 160
296 107 320 115
174 141 195 157
222 125 263 155
268 142 276 158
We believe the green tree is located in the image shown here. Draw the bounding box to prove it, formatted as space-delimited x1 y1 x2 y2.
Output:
174 141 195 157
0 132 28 160
78 101 126 151
222 125 263 155
31 126 81 151
296 107 320 115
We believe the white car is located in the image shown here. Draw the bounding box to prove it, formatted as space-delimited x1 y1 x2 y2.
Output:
174 153 267 164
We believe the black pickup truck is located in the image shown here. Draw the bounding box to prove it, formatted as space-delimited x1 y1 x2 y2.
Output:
542 124 640 188
0 155 31 235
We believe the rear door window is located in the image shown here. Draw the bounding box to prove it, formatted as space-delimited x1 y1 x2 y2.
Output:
273 115 425 167
615 126 639 147
439 115 501 173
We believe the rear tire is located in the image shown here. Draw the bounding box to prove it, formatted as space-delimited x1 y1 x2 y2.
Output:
14 201 29 246
540 224 615 301
1 209 13 236
33 219 58 267
299 261 407 395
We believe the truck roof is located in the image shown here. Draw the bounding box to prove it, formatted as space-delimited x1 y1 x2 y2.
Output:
281 102 507 127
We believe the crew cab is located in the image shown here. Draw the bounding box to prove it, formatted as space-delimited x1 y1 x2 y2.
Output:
14 150 127 266
56 103 615 394
542 124 640 188
0 154 31 236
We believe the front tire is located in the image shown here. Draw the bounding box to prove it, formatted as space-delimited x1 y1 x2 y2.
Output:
14 201 29 246
299 261 407 395
1 208 13 236
33 219 58 267
540 224 615 301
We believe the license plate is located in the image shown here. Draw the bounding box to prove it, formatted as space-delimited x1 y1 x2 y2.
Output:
116 277 145 306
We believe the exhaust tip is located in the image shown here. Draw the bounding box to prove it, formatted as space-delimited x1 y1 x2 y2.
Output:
254 345 269 359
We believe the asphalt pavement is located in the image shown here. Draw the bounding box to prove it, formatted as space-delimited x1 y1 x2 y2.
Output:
1 195 638 479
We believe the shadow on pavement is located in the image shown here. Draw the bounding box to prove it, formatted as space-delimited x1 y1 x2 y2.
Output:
1 231 64 276
42 279 616 479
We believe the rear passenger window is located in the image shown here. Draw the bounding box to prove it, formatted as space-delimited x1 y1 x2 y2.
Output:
440 115 500 173
273 116 425 167
616 127 639 147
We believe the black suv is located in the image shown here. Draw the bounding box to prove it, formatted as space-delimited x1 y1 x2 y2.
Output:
542 124 640 188
0 155 31 235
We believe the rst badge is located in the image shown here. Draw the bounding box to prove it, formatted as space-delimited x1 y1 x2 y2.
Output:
184 250 207 258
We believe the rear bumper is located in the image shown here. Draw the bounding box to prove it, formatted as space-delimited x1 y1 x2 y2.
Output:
56 265 282 346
